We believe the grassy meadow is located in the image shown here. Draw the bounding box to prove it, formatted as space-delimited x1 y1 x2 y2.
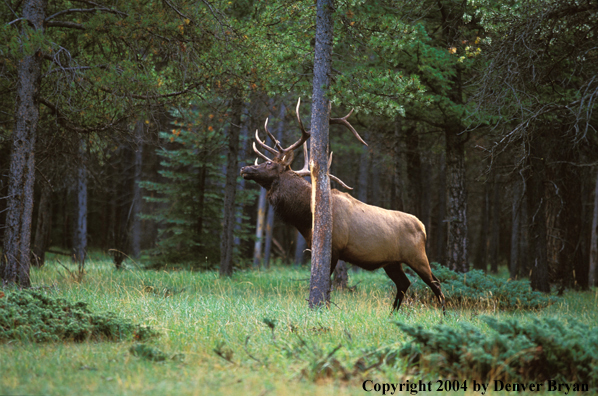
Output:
1 254 597 396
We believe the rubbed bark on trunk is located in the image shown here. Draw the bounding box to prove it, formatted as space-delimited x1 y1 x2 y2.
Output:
220 97 243 277
590 170 598 287
510 180 522 279
253 188 267 268
434 153 447 265
527 138 550 292
74 138 88 269
308 0 334 309
1 0 47 287
130 121 144 259
332 260 348 290
445 130 468 272
489 174 500 273
31 181 52 267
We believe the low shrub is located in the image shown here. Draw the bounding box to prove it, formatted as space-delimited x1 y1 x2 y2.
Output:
406 263 558 310
397 317 598 386
0 289 159 342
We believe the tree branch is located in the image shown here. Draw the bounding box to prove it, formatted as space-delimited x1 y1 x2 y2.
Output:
46 20 85 30
39 97 127 134
45 7 127 21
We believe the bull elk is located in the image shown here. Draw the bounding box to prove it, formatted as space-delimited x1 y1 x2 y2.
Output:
240 99 445 313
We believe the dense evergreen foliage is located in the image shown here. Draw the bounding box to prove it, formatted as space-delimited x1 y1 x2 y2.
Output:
398 317 598 386
0 289 158 342
407 263 558 310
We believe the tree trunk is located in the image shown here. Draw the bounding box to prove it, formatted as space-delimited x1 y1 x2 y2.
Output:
196 163 207 255
1 0 47 287
489 174 500 273
527 137 550 292
253 188 267 268
357 136 369 204
130 121 144 259
219 97 243 277
473 182 489 270
404 127 422 218
74 138 88 269
234 107 250 248
263 204 275 269
263 104 286 268
390 119 404 211
308 0 335 309
590 170 598 287
31 181 52 267
434 152 447 265
510 180 522 279
445 130 469 272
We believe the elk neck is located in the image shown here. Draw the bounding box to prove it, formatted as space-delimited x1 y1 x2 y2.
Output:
266 171 312 236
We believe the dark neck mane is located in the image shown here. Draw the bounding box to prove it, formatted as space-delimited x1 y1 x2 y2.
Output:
267 171 312 235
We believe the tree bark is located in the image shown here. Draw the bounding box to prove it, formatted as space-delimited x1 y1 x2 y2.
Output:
390 119 404 211
473 182 489 270
74 138 88 269
130 121 144 259
434 152 447 265
219 97 243 277
404 127 422 218
489 174 500 273
263 204 275 269
510 180 522 279
527 137 550 292
308 0 335 309
31 181 52 267
1 0 47 287
445 130 469 272
590 170 598 287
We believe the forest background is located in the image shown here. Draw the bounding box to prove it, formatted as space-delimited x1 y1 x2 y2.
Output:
1 0 597 293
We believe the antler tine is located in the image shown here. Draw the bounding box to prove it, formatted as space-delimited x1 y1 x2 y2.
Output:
264 118 284 152
253 141 273 162
292 141 311 177
328 151 353 190
283 97 311 154
330 108 368 146
254 129 278 155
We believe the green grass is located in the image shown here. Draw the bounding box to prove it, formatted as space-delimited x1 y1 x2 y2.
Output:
1 256 597 395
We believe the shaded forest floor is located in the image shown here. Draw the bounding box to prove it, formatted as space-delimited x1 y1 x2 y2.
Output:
1 255 597 396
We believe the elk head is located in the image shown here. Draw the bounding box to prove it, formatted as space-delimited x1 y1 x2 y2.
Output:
240 98 366 190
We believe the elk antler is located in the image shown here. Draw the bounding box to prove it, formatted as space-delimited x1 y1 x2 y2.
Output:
251 98 364 190
292 144 353 190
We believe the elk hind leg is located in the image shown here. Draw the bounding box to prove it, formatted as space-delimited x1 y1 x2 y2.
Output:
408 258 446 314
383 263 411 312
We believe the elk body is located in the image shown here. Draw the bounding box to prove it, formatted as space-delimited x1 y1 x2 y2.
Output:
240 100 445 312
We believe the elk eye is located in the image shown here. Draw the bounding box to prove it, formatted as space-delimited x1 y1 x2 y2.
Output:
266 161 272 166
